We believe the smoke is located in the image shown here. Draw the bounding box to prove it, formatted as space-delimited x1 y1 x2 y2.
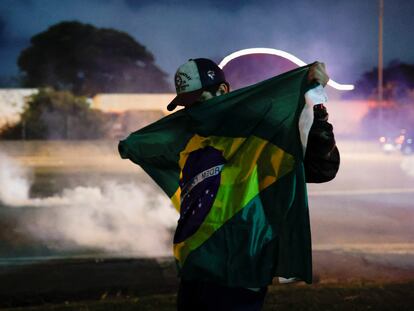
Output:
0 152 178 256
401 156 414 177
0 152 30 206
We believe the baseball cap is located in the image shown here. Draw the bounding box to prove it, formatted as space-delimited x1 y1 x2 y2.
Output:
167 58 226 111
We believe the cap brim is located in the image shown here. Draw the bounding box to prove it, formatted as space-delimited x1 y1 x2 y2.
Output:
167 89 204 111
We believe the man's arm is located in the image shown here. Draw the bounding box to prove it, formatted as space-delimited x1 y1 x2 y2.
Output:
303 62 339 183
304 104 340 183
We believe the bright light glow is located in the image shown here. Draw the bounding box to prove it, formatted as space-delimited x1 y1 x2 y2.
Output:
396 135 405 145
219 48 355 91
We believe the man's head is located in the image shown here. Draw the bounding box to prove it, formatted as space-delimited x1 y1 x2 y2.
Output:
167 58 229 111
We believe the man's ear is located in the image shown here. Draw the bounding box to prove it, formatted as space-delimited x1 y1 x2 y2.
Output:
217 83 229 95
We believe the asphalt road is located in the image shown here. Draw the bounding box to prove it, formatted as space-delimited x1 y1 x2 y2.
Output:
308 141 414 268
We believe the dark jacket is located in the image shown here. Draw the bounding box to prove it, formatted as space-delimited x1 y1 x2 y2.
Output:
304 104 340 183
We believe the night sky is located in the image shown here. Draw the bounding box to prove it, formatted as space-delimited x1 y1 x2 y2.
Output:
0 0 413 85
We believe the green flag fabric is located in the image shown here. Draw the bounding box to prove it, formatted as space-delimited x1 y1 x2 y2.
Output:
119 64 314 287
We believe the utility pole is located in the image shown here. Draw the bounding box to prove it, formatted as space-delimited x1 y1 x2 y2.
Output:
378 0 384 132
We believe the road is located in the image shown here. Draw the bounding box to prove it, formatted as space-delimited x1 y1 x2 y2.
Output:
308 141 414 268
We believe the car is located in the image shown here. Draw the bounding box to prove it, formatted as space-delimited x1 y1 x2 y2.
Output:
379 136 398 153
379 129 405 153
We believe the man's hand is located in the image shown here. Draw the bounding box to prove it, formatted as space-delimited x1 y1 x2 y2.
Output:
308 62 329 87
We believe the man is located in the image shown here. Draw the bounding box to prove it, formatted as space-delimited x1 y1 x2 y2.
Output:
119 58 339 311
168 58 338 311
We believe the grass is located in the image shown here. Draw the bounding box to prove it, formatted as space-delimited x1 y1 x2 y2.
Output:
2 282 414 311
263 281 414 311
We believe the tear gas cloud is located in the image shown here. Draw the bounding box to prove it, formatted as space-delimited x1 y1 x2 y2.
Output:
0 152 178 256
401 157 414 178
0 152 30 206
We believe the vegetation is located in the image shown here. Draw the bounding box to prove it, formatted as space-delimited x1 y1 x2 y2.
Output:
351 61 414 136
0 88 110 140
18 21 170 96
353 61 414 102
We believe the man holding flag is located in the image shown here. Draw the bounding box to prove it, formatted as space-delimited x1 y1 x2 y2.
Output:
119 58 339 311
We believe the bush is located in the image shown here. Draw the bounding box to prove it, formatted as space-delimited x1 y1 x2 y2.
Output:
0 88 111 140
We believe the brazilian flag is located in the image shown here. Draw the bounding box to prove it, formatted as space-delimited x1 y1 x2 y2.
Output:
119 64 314 287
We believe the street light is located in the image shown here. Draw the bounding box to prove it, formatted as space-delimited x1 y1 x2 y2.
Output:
378 0 384 132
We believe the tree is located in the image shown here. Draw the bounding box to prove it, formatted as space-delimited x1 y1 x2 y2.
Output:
352 61 414 137
352 60 414 104
18 21 171 96
0 88 111 140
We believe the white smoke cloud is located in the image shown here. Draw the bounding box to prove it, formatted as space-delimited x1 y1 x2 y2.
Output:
0 152 178 256
0 152 31 205
400 156 414 177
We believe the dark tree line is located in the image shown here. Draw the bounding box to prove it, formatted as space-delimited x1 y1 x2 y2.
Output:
352 60 414 104
1 21 173 140
351 61 414 136
18 21 171 97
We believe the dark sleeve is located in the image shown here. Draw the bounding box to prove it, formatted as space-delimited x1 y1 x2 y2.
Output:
304 104 340 183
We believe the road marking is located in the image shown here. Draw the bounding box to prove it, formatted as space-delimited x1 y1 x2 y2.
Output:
309 188 414 196
314 243 414 254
